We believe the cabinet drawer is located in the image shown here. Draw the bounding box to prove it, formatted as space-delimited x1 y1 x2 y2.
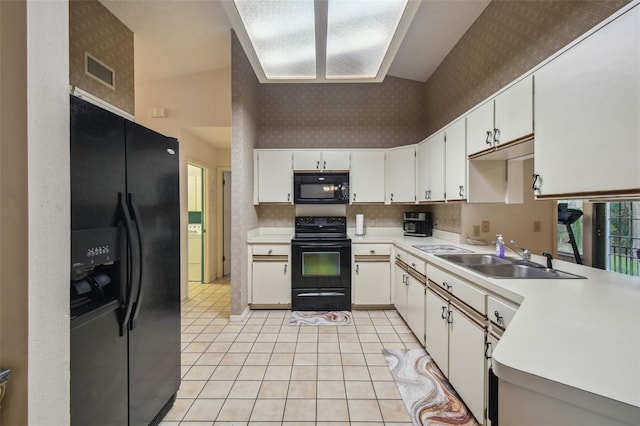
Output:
488 296 518 329
251 245 290 256
429 266 486 315
395 249 425 275
353 244 391 256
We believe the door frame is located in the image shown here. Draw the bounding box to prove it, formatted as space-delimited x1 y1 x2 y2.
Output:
187 162 208 282
218 167 232 277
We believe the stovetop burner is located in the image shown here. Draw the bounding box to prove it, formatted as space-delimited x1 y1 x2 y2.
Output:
293 216 348 240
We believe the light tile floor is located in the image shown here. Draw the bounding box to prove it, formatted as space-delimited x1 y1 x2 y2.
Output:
161 278 421 425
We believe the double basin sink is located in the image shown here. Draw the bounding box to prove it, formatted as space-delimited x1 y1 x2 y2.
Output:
436 253 586 279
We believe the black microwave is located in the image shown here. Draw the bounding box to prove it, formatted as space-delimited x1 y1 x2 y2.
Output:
293 172 349 204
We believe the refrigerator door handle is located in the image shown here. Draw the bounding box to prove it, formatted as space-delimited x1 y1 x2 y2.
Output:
118 192 137 336
128 193 145 330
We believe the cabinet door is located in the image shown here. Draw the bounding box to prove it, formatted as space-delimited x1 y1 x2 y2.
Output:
406 277 426 345
322 150 350 171
416 140 430 202
425 287 449 375
445 119 467 201
293 150 321 171
393 264 408 320
428 133 445 202
494 76 533 146
534 6 640 197
449 305 486 423
466 100 494 156
351 150 386 203
256 150 293 203
252 261 291 305
387 146 416 203
354 261 391 305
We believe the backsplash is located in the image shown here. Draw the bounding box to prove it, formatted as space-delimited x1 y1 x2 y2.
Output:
430 204 462 234
256 204 431 228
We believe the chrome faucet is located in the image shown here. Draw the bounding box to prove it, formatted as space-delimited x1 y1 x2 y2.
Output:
507 240 531 263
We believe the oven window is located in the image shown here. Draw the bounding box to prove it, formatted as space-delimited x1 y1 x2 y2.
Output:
302 252 340 277
300 183 339 200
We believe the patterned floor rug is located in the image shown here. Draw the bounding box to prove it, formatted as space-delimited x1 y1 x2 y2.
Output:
290 310 353 326
383 348 479 426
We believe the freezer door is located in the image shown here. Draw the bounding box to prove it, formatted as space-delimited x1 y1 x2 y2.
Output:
125 121 180 426
71 301 128 426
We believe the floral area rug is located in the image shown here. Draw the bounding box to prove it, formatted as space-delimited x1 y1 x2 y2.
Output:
289 310 353 326
383 348 479 426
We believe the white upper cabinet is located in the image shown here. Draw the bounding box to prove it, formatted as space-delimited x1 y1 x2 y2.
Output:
466 100 494 156
387 145 416 203
467 75 534 157
293 150 350 171
416 139 430 202
254 150 293 204
445 119 467 201
494 76 534 146
350 150 386 203
534 5 640 198
428 133 445 202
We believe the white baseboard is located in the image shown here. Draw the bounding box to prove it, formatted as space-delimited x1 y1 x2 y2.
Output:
229 306 250 323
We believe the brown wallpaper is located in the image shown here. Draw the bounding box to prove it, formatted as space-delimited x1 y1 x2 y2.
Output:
258 76 426 148
231 32 260 315
423 0 629 135
69 0 134 115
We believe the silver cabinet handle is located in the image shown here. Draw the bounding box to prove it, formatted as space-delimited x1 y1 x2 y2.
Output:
447 309 453 324
494 310 504 325
390 193 394 202
268 249 273 255
369 250 375 255
411 262 416 268
493 128 500 144
287 193 291 202
283 264 287 274
356 264 359 274
441 305 448 320
316 160 320 169
427 190 431 200
323 160 326 169
486 130 493 145
485 341 493 359
532 173 541 191
353 193 356 202
459 185 464 197
425 190 428 200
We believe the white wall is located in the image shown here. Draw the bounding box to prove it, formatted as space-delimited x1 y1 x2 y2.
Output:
27 1 70 424
135 69 232 299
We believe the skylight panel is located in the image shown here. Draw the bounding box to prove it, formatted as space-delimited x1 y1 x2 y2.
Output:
326 0 408 79
233 0 316 79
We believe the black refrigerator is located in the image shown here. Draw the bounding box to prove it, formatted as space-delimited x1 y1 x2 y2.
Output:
69 95 180 426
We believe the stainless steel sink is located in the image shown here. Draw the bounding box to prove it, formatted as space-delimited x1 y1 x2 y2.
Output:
436 253 586 279
437 253 512 266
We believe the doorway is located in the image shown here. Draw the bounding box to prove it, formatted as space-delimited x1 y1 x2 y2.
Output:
187 164 205 282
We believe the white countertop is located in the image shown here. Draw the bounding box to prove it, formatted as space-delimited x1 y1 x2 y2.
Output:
247 227 640 422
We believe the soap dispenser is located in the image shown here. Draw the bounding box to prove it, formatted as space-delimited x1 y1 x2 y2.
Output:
496 234 505 258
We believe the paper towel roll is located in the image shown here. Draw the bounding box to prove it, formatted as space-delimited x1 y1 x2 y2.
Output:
355 214 365 236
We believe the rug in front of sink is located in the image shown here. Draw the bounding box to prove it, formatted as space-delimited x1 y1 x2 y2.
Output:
290 310 353 326
383 348 479 426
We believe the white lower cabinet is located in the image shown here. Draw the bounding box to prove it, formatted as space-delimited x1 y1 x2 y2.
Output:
393 250 426 344
425 265 488 424
250 245 290 306
353 244 391 305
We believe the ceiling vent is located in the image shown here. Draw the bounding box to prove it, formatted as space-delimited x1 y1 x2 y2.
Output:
84 52 115 90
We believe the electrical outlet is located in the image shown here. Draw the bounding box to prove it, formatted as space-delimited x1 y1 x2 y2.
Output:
533 221 541 232
473 225 480 237
482 221 490 233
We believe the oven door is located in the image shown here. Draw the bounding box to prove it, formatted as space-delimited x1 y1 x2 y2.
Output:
292 240 351 289
291 240 351 310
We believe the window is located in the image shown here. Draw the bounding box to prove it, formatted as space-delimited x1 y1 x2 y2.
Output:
606 202 640 276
